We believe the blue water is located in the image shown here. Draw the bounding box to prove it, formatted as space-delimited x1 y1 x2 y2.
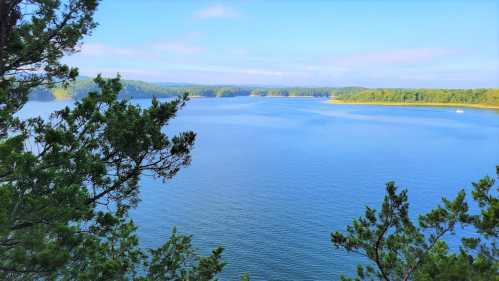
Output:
20 97 499 280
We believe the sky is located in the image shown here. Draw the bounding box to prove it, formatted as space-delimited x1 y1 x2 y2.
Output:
63 0 499 88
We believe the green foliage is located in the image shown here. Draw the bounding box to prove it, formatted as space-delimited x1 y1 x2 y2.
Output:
332 168 498 281
3 1 495 281
30 79 499 107
240 273 251 281
29 79 359 100
143 228 224 281
0 75 230 280
0 1 230 280
335 88 499 106
0 0 98 132
250 87 335 97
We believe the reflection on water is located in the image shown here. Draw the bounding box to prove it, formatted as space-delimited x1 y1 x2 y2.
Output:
20 97 499 280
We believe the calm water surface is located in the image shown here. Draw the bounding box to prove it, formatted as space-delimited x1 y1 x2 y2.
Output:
21 97 499 280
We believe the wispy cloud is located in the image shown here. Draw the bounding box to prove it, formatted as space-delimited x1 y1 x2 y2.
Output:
152 41 204 55
70 43 490 87
241 69 283 76
79 43 138 57
76 67 164 80
78 40 204 58
73 64 306 85
167 65 292 77
335 48 454 66
195 4 238 19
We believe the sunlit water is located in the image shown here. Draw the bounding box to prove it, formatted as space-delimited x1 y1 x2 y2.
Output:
20 97 499 280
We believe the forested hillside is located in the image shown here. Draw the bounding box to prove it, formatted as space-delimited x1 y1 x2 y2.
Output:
28 78 364 100
333 88 499 107
28 78 499 108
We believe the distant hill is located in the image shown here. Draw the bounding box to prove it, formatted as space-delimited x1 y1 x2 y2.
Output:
332 88 499 108
27 78 499 108
28 78 363 100
29 79 180 100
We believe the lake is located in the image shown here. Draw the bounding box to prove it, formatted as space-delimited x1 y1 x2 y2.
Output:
21 97 499 280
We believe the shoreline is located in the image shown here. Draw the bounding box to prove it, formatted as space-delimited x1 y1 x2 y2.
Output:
327 100 499 110
49 95 323 102
250 95 320 98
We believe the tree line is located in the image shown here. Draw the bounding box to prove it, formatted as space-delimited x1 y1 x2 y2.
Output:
1 1 497 280
335 88 499 106
30 79 499 107
29 79 360 100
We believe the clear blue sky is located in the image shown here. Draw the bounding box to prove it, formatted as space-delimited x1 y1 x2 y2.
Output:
63 0 498 88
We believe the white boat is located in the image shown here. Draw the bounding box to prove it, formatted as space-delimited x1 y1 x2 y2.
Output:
456 109 464 114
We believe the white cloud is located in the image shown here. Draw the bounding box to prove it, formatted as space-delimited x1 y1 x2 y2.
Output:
177 65 293 77
335 48 454 66
152 42 204 55
195 4 237 19
240 69 284 76
77 40 204 58
79 43 137 57
77 67 164 80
